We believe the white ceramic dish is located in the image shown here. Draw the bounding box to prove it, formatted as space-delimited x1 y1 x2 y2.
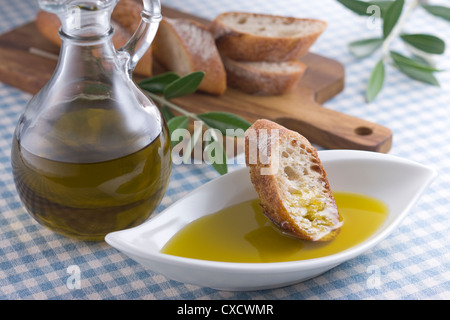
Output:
105 150 436 291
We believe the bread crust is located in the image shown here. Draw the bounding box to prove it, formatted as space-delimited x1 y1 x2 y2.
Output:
152 17 227 95
245 119 342 241
222 56 306 95
209 12 327 62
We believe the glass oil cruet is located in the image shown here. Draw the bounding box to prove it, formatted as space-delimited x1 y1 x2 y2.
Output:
11 0 171 241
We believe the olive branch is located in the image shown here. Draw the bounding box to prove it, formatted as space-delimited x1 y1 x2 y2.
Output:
138 71 251 175
337 0 449 102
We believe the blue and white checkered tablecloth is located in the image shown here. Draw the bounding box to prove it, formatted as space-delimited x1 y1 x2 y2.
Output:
0 0 449 300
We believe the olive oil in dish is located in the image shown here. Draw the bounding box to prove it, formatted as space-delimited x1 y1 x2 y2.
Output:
161 192 388 263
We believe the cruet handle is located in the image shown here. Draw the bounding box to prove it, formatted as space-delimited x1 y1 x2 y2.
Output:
117 0 162 75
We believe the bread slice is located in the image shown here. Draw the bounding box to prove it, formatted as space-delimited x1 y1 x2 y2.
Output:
245 119 342 241
222 55 306 95
35 8 153 77
152 17 227 95
209 12 327 62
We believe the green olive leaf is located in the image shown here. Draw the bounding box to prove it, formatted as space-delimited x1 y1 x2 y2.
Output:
383 0 404 39
160 105 175 122
197 112 251 136
390 52 440 86
394 63 440 86
167 115 189 147
366 59 385 102
203 135 228 175
182 123 203 165
400 33 446 55
167 115 189 133
138 72 180 94
422 4 450 21
368 0 396 15
410 55 434 68
337 0 393 16
163 71 205 100
337 0 375 15
349 37 383 58
390 51 441 72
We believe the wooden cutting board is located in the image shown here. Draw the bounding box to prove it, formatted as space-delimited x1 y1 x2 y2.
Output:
0 6 392 152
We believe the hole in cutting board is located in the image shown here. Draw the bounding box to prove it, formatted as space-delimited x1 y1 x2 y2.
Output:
354 126 373 136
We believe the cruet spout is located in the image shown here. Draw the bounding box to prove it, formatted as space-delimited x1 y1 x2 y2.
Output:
118 0 162 75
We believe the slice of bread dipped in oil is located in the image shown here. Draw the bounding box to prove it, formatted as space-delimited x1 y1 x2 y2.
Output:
244 119 342 241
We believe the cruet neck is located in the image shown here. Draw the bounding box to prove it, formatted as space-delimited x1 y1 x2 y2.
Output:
39 0 117 39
